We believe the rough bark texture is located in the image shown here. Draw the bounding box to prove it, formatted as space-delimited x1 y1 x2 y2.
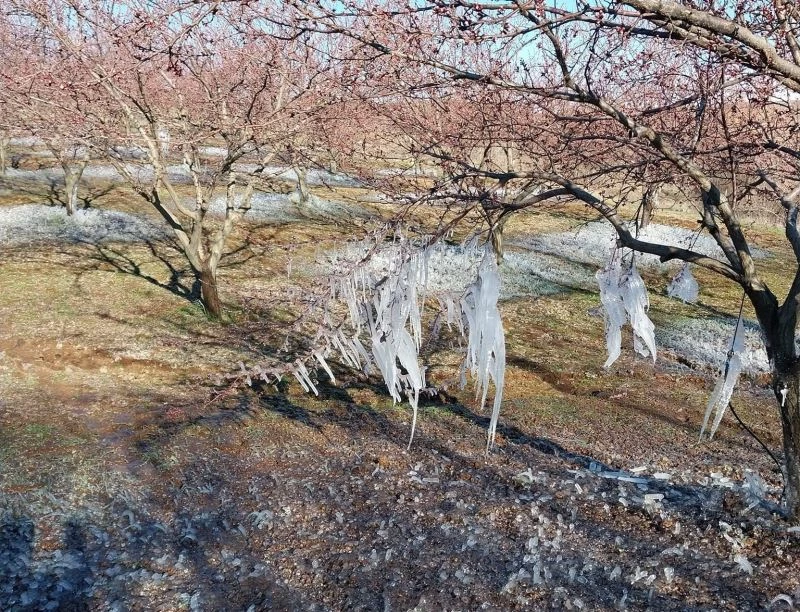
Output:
773 361 800 522
640 183 659 229
64 169 80 216
197 264 222 319
0 137 8 176
490 217 506 264
296 166 310 205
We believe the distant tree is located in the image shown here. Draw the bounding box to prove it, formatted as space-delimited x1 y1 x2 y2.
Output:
291 0 800 521
5 0 343 318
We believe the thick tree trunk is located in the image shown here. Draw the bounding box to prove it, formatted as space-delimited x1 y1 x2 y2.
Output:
773 362 800 521
64 169 81 216
640 183 660 229
197 263 222 319
0 137 8 176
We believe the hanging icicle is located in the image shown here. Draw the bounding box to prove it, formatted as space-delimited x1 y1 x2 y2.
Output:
700 307 746 439
460 248 506 450
667 262 699 303
596 251 657 367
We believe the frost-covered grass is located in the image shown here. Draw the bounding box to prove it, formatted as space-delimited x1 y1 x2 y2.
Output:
656 315 774 375
208 191 369 223
0 204 167 246
6 164 191 184
327 228 785 374
7 163 364 190
512 221 770 268
327 241 573 300
233 164 363 188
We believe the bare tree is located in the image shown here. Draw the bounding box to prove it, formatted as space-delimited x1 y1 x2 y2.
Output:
6 0 339 318
290 0 800 520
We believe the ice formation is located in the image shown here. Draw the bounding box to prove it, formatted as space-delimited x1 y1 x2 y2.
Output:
460 251 507 450
366 248 429 446
700 312 745 439
317 236 507 449
596 253 657 367
667 262 699 303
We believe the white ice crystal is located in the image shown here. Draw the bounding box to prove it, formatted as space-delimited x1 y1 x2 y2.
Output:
460 249 506 450
596 253 657 367
700 313 745 439
667 262 699 303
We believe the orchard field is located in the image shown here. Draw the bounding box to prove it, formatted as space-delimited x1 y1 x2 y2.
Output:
0 149 798 610
3 1 800 610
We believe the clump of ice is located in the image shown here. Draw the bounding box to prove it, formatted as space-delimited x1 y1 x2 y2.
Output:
0 204 167 245
700 314 746 438
596 255 657 367
321 237 508 448
667 262 699 303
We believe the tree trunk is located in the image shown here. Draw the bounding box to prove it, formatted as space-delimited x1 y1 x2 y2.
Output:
640 183 660 229
773 362 800 521
490 216 507 265
197 263 222 319
296 165 310 205
64 168 81 216
0 136 8 176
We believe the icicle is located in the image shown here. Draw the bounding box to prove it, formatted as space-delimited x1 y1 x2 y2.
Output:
460 248 506 450
596 257 626 367
295 361 318 396
313 351 336 384
700 314 745 439
667 262 699 303
620 265 656 361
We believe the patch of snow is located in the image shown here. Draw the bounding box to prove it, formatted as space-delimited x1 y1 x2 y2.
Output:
0 204 167 245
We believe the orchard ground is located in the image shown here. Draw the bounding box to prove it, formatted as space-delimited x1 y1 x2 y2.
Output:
0 162 799 610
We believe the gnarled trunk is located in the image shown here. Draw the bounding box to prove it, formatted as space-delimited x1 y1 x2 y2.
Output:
64 167 82 215
196 263 222 319
640 183 660 229
772 360 800 521
490 216 507 264
295 165 310 205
